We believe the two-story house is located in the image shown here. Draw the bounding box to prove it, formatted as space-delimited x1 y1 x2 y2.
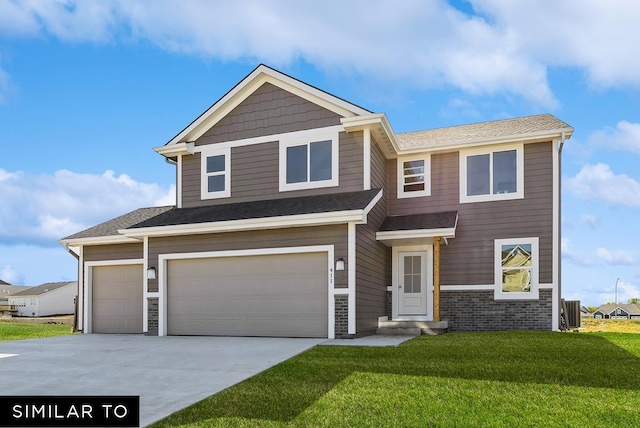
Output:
60 65 573 338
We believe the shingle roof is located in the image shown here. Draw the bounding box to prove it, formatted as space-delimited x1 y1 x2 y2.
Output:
0 285 33 297
595 303 640 316
10 281 76 297
0 279 9 285
379 211 458 232
129 189 382 229
396 114 573 149
62 206 174 240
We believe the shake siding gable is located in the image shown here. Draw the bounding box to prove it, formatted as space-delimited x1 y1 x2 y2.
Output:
196 82 342 146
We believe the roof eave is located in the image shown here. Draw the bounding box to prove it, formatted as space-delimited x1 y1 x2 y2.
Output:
119 209 372 239
341 114 400 158
59 235 142 247
154 141 195 157
398 127 575 154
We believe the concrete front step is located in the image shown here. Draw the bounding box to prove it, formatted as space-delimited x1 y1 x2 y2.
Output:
377 320 449 336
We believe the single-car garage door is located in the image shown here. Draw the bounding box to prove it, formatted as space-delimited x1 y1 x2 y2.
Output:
167 252 328 338
92 264 143 333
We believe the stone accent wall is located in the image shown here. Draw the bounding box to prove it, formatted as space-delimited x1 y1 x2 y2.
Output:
386 289 392 319
334 294 350 338
440 289 553 331
147 297 159 336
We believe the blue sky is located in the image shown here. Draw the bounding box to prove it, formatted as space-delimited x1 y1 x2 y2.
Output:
0 0 639 307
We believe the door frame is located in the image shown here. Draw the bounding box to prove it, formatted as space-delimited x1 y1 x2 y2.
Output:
391 245 433 321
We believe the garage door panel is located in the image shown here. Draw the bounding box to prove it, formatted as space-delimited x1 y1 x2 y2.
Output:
167 252 328 338
92 264 143 334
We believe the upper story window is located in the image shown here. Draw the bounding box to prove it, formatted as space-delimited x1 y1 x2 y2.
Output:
279 130 339 192
397 154 431 198
494 237 539 300
200 147 231 199
459 143 524 203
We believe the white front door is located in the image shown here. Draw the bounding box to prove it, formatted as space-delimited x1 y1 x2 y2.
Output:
398 251 429 316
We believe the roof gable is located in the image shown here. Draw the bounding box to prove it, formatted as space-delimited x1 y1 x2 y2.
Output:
162 64 371 148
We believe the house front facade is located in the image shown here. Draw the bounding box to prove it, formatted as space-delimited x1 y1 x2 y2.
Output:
60 65 573 338
8 281 76 317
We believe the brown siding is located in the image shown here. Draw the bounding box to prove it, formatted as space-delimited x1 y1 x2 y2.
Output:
181 131 364 208
83 243 143 262
196 82 341 146
147 225 348 292
353 136 390 334
388 142 554 286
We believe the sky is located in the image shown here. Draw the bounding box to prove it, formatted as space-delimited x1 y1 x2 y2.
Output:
0 0 639 307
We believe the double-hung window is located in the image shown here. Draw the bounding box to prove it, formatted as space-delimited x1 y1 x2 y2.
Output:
460 144 524 203
397 154 431 198
200 147 231 199
279 131 339 191
494 237 539 300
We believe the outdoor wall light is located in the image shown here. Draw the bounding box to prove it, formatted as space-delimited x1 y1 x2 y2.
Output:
147 266 157 280
336 258 345 271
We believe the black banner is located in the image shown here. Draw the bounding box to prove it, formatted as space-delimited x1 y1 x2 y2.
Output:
0 396 139 427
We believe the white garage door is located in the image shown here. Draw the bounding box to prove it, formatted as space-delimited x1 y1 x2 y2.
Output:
92 264 143 334
167 252 328 338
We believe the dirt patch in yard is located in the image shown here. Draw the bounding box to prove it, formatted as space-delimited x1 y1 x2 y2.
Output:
0 315 74 325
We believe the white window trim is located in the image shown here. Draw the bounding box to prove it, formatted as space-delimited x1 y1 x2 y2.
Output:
279 129 339 192
459 143 524 203
494 237 539 300
397 153 431 199
199 146 231 200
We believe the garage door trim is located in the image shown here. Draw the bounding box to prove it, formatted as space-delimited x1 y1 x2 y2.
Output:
84 259 144 334
158 245 335 338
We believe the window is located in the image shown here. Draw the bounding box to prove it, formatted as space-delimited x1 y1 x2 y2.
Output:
200 147 230 199
460 144 524 203
279 131 339 191
494 237 539 300
397 154 431 198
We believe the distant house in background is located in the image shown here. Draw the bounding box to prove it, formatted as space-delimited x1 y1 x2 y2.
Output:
592 303 640 320
8 281 76 317
0 282 34 316
580 306 592 318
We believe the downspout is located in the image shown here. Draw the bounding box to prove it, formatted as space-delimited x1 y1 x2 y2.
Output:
64 243 81 332
557 132 566 329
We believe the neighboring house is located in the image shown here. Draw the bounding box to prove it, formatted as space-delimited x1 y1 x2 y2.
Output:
0 283 33 316
60 65 572 338
592 304 640 320
580 306 592 318
8 281 76 317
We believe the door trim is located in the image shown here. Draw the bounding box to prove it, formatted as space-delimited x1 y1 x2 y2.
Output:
157 245 335 338
391 245 433 321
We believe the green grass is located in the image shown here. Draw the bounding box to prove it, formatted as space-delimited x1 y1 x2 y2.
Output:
152 331 640 427
0 321 74 342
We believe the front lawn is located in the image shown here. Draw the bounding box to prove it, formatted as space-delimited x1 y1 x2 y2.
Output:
0 321 74 342
152 331 640 427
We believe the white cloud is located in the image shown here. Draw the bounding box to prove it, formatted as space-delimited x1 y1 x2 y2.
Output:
0 168 175 246
566 163 640 209
595 248 635 266
588 121 640 155
561 237 595 267
579 214 598 229
1 264 24 285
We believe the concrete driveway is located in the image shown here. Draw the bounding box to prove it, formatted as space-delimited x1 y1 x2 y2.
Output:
0 334 324 426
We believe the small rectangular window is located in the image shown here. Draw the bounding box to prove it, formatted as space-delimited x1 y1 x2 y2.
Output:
397 155 431 198
200 147 231 199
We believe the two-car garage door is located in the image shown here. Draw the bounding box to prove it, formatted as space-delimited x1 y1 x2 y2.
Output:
166 252 328 338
